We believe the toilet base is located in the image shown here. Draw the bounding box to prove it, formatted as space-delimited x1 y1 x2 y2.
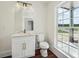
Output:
40 49 48 57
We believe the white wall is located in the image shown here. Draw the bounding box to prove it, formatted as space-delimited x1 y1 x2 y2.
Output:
0 1 48 57
46 1 60 47
0 1 68 58
31 2 48 49
15 1 48 49
0 2 16 57
29 2 48 34
15 1 48 34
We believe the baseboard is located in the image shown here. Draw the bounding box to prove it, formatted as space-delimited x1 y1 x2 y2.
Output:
49 47 71 58
0 50 11 58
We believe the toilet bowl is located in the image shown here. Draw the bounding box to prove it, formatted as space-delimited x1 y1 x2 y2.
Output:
37 33 49 57
39 42 49 49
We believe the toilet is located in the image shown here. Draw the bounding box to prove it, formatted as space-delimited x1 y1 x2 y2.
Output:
37 33 49 57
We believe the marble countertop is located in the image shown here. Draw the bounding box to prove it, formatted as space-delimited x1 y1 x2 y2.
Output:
12 31 36 37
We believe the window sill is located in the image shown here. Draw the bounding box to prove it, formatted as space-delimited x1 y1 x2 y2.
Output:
54 46 74 58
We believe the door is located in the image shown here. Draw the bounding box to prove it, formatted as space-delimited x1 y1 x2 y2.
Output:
24 36 35 57
12 37 25 58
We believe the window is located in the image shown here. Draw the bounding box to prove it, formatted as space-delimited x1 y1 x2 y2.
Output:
57 2 79 57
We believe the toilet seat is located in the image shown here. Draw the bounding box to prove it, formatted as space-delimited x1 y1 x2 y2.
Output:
37 33 49 57
39 42 49 49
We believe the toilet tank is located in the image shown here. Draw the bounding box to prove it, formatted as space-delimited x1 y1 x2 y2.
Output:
37 33 45 42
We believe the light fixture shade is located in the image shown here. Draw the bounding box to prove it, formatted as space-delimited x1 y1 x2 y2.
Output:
16 2 23 8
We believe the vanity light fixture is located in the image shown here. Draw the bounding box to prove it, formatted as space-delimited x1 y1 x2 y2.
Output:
16 1 32 8
16 1 23 8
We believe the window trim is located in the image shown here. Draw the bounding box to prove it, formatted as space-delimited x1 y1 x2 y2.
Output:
55 1 79 58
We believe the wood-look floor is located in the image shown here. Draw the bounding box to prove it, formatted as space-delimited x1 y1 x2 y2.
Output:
31 49 57 58
3 49 57 58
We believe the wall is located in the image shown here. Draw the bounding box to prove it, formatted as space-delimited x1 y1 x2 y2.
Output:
29 2 48 34
46 1 60 47
28 1 48 49
0 2 16 57
0 1 48 57
15 1 48 49
15 1 48 34
0 1 69 58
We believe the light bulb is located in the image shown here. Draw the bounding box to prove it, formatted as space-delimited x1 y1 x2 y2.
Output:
16 2 23 8
16 2 20 7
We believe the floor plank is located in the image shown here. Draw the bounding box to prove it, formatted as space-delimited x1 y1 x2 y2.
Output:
3 49 57 58
31 49 57 58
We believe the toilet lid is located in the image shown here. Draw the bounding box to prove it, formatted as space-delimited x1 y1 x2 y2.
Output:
39 42 49 49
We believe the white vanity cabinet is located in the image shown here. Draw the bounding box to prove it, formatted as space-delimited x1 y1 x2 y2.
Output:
12 34 35 58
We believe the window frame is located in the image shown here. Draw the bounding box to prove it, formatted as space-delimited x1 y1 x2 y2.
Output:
55 1 79 58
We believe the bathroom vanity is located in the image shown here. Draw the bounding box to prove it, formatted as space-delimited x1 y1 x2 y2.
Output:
12 2 36 58
12 32 35 58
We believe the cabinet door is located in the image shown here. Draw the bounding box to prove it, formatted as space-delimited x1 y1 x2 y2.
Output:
12 37 24 58
24 36 35 57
